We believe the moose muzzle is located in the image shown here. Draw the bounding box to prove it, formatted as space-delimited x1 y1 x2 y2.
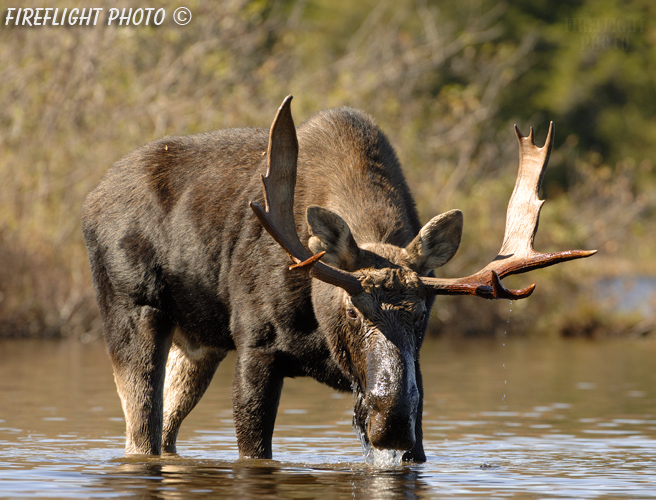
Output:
364 337 419 452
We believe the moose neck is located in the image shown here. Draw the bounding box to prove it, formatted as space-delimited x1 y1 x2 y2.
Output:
295 108 422 248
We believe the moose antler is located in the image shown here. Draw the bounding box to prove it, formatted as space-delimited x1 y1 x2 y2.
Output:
419 122 596 299
249 96 364 296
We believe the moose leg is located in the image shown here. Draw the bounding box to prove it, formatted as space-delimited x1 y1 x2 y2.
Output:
232 350 284 459
161 330 227 453
403 361 426 462
107 305 173 455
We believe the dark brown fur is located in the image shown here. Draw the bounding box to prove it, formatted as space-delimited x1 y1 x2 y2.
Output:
82 105 464 461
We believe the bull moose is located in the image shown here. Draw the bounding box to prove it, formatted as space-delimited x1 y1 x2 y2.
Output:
81 96 595 462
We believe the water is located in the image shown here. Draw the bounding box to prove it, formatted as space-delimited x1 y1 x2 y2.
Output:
598 276 656 317
1 337 655 498
355 423 403 468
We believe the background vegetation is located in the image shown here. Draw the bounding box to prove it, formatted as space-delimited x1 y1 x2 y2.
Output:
1 0 654 340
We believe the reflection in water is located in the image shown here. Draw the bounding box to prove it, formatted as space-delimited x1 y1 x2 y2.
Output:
0 337 655 498
97 458 426 499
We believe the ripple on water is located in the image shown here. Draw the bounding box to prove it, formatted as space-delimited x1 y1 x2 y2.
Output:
1 338 656 498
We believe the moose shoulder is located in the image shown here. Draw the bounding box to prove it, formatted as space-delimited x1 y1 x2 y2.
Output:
82 96 595 462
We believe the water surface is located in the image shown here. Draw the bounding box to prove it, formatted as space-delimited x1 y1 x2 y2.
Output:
1 337 655 498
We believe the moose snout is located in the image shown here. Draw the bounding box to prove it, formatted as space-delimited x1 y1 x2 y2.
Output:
365 347 419 452
367 394 418 451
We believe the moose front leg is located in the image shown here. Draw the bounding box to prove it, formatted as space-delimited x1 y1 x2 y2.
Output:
232 350 284 459
403 360 426 462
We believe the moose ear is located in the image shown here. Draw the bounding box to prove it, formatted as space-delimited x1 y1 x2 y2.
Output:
307 206 360 270
405 209 463 273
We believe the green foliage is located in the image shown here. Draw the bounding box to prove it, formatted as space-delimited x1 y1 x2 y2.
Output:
0 0 652 338
502 0 656 166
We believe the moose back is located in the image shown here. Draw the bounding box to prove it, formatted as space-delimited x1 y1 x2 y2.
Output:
82 96 594 462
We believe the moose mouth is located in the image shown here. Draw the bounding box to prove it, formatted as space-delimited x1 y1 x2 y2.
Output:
367 404 417 451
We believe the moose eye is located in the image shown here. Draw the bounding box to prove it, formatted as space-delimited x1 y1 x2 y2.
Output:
346 307 359 321
417 306 427 324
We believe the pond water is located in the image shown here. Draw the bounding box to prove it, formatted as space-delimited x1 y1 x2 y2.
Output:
0 336 655 499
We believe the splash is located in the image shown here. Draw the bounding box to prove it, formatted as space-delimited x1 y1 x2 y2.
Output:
354 425 403 467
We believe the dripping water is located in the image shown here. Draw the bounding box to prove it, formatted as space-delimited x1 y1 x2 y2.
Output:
501 300 512 407
354 425 403 467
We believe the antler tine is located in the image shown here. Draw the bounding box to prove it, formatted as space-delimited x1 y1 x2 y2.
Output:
250 96 364 296
420 122 596 300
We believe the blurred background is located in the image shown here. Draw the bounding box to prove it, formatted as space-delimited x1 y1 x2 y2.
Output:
0 0 654 340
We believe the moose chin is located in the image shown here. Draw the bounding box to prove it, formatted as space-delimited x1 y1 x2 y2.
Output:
82 96 595 462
